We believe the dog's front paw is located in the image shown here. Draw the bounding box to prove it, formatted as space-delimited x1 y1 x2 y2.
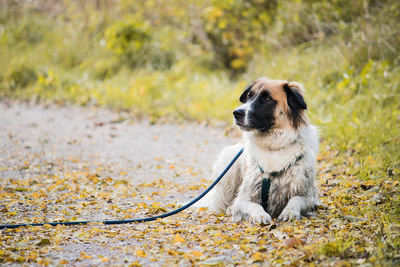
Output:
249 208 272 225
278 207 301 221
228 201 271 224
227 203 246 222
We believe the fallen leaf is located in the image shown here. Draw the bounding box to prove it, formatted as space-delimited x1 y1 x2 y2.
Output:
173 233 186 244
136 249 147 257
284 237 304 248
36 238 50 246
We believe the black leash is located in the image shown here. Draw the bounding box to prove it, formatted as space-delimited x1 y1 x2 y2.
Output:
0 149 243 229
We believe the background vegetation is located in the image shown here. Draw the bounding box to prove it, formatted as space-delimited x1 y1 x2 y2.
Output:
0 0 399 264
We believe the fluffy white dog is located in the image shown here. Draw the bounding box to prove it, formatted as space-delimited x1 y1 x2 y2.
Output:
198 78 319 223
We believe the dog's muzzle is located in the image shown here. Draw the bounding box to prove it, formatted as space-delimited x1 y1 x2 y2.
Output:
233 109 245 121
233 108 253 131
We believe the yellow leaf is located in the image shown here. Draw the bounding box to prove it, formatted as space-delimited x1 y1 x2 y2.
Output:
136 249 147 257
29 251 38 261
168 250 178 256
173 233 185 244
80 252 93 259
258 239 268 246
251 252 263 262
31 192 40 199
214 231 222 238
191 251 203 257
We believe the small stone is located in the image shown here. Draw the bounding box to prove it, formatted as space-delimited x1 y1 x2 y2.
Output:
366 186 380 193
343 215 367 222
390 224 400 233
371 193 385 204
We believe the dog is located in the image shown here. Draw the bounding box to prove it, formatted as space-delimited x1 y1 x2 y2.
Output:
198 77 319 223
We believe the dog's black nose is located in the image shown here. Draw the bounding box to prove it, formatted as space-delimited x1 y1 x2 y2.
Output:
233 109 245 120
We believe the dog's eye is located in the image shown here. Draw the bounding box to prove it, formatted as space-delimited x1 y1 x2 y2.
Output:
262 93 272 102
248 91 254 99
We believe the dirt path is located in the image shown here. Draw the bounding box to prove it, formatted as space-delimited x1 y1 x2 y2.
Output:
0 102 236 185
0 102 241 265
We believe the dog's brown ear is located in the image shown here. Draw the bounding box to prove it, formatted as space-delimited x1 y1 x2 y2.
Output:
283 82 307 129
239 84 253 103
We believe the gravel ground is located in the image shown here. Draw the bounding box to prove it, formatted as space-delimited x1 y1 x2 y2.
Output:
0 102 240 265
0 102 236 185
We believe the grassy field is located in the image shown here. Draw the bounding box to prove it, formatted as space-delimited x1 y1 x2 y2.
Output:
0 0 399 264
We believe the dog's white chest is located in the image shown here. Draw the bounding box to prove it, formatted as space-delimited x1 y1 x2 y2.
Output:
246 139 306 174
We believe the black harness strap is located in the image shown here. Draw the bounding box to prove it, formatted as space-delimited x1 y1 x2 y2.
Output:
258 154 304 212
261 177 270 211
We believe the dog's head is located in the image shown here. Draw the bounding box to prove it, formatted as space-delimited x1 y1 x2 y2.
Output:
233 77 307 133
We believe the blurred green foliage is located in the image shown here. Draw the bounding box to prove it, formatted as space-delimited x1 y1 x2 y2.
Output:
105 20 150 56
201 0 276 72
0 0 399 187
3 64 37 90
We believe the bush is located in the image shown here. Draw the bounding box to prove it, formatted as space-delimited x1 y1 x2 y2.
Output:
91 59 121 80
104 19 151 68
104 19 176 70
3 65 37 90
200 0 276 73
5 19 44 45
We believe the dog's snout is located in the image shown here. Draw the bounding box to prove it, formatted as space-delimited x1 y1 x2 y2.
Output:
233 109 245 120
